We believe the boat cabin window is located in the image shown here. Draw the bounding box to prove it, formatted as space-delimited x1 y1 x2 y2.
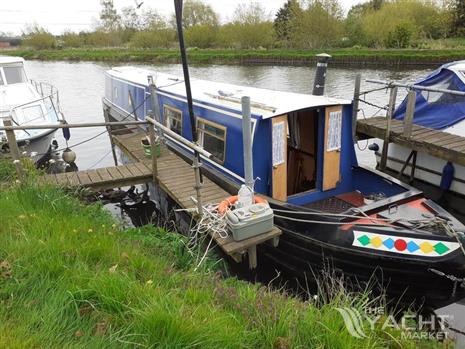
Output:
197 118 226 163
3 65 27 84
163 105 183 135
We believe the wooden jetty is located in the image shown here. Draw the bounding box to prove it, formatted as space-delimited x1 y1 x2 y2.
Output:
0 118 281 269
354 78 465 179
357 116 465 167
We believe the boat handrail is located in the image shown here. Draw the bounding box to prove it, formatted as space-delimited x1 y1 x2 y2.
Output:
366 79 465 97
30 79 61 112
11 94 55 112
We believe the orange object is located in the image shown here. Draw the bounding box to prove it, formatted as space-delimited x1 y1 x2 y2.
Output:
218 195 267 215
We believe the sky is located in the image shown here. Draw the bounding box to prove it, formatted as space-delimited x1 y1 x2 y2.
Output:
0 0 364 36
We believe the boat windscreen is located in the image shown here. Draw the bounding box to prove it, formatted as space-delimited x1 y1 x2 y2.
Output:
4 66 27 84
14 104 45 125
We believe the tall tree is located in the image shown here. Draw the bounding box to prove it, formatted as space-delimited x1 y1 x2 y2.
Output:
288 0 344 48
176 0 219 28
372 0 384 11
99 0 121 32
142 9 167 31
451 0 465 35
121 6 142 31
233 2 269 25
274 0 301 41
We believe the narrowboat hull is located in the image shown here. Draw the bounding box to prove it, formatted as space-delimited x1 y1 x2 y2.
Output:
266 213 465 309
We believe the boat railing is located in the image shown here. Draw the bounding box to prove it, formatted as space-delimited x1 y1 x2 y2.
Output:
365 79 465 97
30 79 61 114
353 75 465 171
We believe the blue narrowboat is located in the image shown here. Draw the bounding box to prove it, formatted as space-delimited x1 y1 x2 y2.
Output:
103 66 465 309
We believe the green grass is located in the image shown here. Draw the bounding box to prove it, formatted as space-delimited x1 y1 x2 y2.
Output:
0 161 450 348
3 47 465 65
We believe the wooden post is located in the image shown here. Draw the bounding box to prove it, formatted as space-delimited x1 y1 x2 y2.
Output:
352 74 361 143
248 245 257 269
192 155 203 215
403 90 416 138
103 107 118 166
397 150 415 179
148 121 158 184
409 151 418 183
3 119 25 180
128 90 138 121
379 86 398 170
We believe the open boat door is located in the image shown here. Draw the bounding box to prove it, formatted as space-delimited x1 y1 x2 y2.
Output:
323 106 343 190
271 115 288 201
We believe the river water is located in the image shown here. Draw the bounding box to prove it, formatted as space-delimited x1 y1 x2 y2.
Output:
26 60 430 169
25 60 464 345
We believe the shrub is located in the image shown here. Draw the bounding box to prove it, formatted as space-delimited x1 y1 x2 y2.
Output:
22 27 56 49
385 23 413 48
217 22 275 49
359 0 447 47
61 31 85 48
185 25 218 48
130 29 175 48
84 30 123 47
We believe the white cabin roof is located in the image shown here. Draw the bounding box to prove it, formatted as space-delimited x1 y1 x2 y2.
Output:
107 66 351 119
0 56 24 65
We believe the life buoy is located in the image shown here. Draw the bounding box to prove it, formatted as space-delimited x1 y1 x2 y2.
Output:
217 195 267 215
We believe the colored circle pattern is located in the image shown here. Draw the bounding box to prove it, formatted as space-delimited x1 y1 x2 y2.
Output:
394 239 407 251
356 234 452 255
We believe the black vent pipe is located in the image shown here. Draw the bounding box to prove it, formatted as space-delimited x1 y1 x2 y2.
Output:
312 53 331 96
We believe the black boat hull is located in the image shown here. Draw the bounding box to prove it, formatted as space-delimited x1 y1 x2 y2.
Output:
260 219 465 309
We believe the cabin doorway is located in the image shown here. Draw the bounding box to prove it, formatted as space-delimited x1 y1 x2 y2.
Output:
287 109 318 196
270 110 319 201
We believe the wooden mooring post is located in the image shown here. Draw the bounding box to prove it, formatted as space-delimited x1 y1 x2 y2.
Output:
2 118 25 180
103 107 119 166
379 86 398 170
403 90 416 138
148 122 158 184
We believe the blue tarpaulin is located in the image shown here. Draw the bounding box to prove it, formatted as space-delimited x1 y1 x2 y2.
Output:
393 61 465 130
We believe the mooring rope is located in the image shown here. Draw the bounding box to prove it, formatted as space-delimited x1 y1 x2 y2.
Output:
183 202 229 270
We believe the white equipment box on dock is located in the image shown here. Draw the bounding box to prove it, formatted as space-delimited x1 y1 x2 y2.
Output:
226 203 274 241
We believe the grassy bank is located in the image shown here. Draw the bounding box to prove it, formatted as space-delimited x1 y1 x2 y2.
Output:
3 47 465 66
0 164 448 348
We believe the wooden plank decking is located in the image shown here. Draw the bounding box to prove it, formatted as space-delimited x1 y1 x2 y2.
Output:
41 130 281 268
41 162 153 190
357 116 465 166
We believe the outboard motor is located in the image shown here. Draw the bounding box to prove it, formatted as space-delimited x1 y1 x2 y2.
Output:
312 53 331 96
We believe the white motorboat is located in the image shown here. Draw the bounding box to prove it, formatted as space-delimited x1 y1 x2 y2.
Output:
0 56 64 164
